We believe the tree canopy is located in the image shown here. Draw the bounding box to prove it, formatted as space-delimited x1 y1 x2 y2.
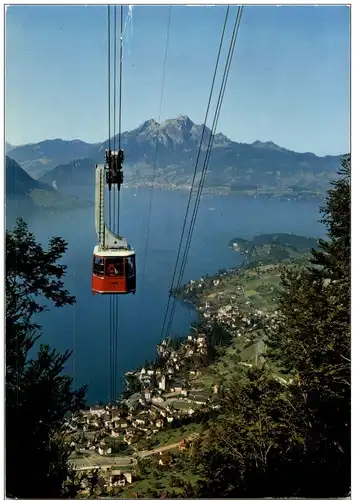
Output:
194 154 351 497
6 218 87 498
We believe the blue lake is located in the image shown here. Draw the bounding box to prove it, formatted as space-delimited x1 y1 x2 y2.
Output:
6 188 324 404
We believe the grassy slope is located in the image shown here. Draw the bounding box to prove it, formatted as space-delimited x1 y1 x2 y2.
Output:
117 235 315 495
136 422 203 451
121 453 201 498
198 262 301 388
184 236 315 391
29 188 92 209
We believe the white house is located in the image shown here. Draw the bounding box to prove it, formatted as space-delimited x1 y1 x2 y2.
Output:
158 375 166 391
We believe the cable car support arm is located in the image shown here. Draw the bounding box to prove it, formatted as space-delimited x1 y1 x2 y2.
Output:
95 158 129 251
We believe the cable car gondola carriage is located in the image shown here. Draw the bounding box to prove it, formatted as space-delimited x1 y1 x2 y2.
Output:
92 246 136 295
92 149 136 295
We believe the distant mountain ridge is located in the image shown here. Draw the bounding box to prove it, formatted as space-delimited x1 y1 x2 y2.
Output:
39 158 96 191
6 156 91 210
8 138 99 179
6 142 15 153
6 156 55 199
7 115 345 201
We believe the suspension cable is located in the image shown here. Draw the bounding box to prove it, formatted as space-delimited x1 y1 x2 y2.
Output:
178 7 244 289
107 5 114 403
112 5 124 403
117 4 124 238
160 5 230 342
112 4 118 403
165 6 244 339
140 5 172 301
118 6 123 153
113 5 117 235
108 5 112 233
108 6 111 153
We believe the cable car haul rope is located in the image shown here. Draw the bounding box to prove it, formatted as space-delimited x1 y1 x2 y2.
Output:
160 5 244 342
91 5 243 403
91 5 135 402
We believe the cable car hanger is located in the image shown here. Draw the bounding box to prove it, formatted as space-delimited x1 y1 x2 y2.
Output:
105 148 124 191
91 4 135 298
91 148 136 296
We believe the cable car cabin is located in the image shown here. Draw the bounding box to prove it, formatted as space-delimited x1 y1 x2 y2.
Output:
92 246 136 295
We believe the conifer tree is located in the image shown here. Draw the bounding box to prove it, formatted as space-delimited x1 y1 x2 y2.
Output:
268 154 351 496
194 155 351 497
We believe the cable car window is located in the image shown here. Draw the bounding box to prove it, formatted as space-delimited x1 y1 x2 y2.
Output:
93 256 104 276
106 257 124 277
126 256 135 278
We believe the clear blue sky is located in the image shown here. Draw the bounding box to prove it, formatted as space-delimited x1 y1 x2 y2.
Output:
6 5 350 156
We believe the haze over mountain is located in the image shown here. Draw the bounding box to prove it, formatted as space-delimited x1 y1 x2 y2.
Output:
39 158 96 190
8 115 344 200
6 156 91 210
6 156 55 199
6 142 15 153
8 139 99 178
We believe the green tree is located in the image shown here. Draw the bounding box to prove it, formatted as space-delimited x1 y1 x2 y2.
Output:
121 374 142 399
152 470 160 480
267 154 351 495
135 457 148 478
6 218 87 498
194 155 351 497
169 475 177 488
62 468 87 498
312 154 350 282
183 482 196 497
88 468 100 497
195 367 304 497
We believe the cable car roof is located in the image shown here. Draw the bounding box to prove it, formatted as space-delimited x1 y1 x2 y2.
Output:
93 245 135 258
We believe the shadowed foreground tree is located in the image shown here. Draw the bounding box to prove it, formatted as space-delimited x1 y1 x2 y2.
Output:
194 155 350 497
6 218 87 498
193 367 306 497
268 153 351 495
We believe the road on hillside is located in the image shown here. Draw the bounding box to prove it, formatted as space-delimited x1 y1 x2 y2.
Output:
138 433 199 458
70 434 199 471
69 455 133 470
138 442 181 458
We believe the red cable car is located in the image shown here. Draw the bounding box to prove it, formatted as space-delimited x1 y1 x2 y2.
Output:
92 246 136 295
92 153 136 296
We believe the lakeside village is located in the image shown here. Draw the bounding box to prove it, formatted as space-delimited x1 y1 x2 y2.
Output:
64 253 285 495
65 330 215 491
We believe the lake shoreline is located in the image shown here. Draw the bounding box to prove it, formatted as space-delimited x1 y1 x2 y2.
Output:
7 190 324 405
122 183 325 203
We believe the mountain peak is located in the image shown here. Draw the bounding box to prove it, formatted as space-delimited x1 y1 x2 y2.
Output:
136 118 159 134
134 118 160 138
162 115 194 131
6 155 53 199
252 140 284 151
8 124 342 204
140 118 159 129
177 114 193 126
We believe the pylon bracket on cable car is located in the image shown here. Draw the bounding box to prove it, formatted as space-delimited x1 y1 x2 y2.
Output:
92 160 136 296
105 149 124 191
